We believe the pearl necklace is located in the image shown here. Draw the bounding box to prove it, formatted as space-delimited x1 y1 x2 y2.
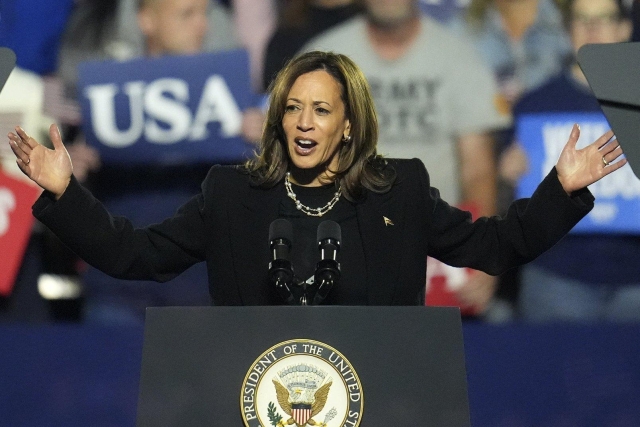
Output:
284 172 342 217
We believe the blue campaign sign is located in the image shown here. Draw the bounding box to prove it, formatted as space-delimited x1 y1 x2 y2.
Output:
78 49 256 165
517 113 640 234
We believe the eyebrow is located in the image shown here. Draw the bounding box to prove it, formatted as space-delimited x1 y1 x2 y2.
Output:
287 98 332 108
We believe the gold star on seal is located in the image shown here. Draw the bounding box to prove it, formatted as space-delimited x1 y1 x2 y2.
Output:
383 216 394 226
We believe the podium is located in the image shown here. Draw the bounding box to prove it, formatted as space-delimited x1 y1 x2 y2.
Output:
578 42 640 178
136 306 470 426
0 47 16 92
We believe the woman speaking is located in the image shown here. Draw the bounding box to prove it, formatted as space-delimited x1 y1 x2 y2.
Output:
8 51 625 306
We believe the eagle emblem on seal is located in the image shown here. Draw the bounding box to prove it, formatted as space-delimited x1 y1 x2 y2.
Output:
271 364 334 426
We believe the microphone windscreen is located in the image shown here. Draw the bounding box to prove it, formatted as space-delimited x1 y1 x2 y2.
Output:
317 220 341 243
269 218 293 243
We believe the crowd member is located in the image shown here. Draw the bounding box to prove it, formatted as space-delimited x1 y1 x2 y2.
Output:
513 0 640 322
450 0 573 313
57 0 131 105
118 0 277 90
54 0 262 324
451 0 571 206
454 0 570 106
117 0 239 56
263 0 363 91
55 0 248 136
231 0 278 90
7 50 624 308
451 0 572 197
301 0 510 316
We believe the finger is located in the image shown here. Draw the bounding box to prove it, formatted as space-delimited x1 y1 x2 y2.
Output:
10 131 33 155
8 138 30 166
15 126 30 141
600 139 620 155
8 132 22 147
49 124 65 151
602 146 625 168
602 158 628 176
596 130 615 149
566 123 580 150
8 133 26 155
600 143 619 165
606 145 624 162
15 126 37 149
15 158 29 176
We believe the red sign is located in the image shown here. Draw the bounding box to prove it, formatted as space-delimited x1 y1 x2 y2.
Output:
0 170 41 296
425 202 481 316
426 257 480 316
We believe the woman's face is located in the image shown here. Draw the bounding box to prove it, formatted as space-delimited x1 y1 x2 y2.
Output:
570 0 630 51
138 0 208 55
282 70 351 186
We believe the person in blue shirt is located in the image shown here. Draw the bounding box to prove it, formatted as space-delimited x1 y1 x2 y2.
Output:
513 0 639 322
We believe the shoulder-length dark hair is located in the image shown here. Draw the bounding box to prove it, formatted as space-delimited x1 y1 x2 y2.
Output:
246 50 395 201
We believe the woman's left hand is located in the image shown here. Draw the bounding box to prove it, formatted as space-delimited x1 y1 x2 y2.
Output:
556 124 627 195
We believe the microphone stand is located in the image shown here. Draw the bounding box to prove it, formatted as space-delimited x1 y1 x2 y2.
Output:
269 219 342 306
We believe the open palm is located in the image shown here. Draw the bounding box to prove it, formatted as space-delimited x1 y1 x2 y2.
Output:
556 125 626 195
8 124 73 198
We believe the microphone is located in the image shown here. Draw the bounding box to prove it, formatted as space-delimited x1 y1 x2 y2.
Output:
268 219 295 305
312 220 341 305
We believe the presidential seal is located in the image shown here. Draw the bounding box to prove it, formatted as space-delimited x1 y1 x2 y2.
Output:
240 339 363 427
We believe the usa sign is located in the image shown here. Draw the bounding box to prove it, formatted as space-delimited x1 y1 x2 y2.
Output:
78 49 256 165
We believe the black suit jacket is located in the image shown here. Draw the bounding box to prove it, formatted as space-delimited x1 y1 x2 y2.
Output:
33 158 594 306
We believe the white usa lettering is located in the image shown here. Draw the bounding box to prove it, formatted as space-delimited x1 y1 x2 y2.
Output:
84 75 242 147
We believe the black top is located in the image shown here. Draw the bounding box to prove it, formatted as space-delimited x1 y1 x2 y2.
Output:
262 4 362 90
279 183 366 304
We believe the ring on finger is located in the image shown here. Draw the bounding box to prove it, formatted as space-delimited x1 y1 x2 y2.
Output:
602 156 610 167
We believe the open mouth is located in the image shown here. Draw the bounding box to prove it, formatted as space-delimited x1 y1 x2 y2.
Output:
294 138 318 154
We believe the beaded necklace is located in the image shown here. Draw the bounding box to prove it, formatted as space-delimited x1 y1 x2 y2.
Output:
284 172 342 217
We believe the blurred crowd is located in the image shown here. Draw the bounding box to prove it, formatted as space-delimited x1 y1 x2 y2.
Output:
1 0 640 325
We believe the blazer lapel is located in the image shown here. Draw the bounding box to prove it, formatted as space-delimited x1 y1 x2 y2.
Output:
228 182 286 305
356 189 406 305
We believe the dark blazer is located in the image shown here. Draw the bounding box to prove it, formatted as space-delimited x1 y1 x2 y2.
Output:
33 158 594 306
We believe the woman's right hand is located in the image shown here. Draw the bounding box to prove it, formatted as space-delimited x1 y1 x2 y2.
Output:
8 123 72 199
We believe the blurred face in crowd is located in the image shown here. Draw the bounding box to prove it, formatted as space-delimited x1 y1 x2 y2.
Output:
364 0 418 28
569 0 631 51
138 0 209 56
282 70 351 185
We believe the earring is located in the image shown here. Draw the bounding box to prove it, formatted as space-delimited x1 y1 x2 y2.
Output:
342 134 352 143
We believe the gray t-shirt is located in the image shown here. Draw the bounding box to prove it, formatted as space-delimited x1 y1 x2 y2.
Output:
302 15 510 204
